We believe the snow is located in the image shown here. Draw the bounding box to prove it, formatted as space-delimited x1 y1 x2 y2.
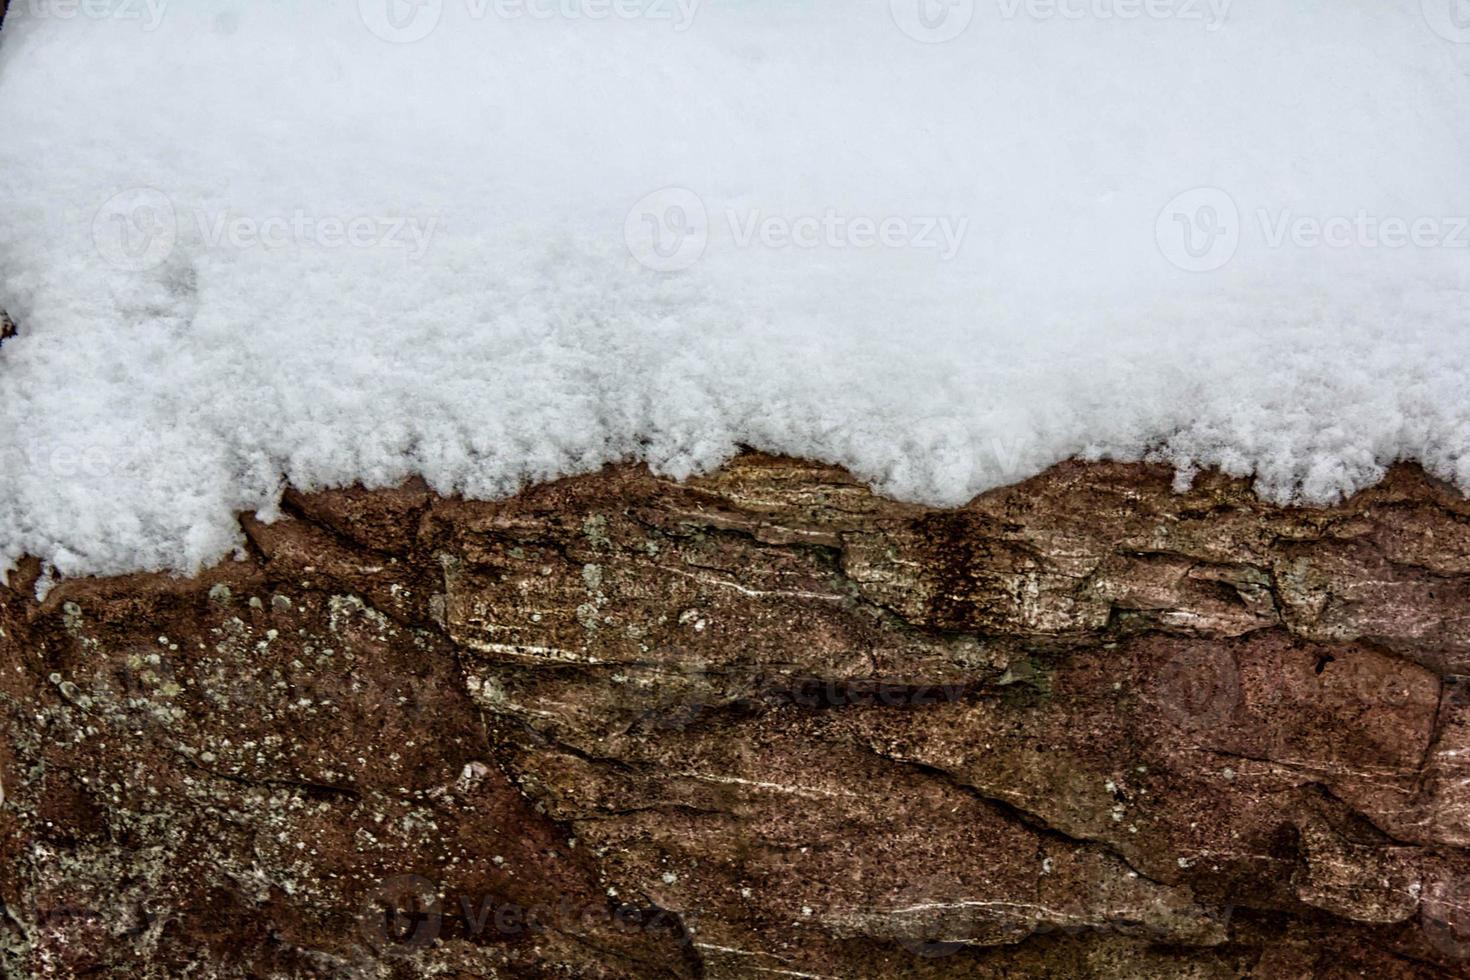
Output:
0 1 1468 579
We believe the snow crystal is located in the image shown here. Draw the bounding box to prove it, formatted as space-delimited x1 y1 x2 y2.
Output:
1 1 1468 578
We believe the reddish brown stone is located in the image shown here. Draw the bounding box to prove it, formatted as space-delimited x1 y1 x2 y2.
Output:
4 455 1470 977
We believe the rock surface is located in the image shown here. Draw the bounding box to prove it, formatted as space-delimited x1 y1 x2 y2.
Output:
5 454 1470 977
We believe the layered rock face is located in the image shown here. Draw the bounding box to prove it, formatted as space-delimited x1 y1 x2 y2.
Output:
4 455 1470 977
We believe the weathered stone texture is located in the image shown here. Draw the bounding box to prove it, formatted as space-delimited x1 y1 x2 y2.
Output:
5 455 1470 977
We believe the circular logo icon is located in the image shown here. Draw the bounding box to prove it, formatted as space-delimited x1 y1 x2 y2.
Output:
92 188 177 272
890 876 1003 959
1423 876 1470 960
358 874 442 955
891 0 975 43
1155 187 1240 273
649 659 715 732
359 0 444 43
1152 645 1241 732
624 187 709 273
1423 0 1470 43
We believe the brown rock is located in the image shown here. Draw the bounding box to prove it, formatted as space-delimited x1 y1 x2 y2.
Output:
4 454 1470 977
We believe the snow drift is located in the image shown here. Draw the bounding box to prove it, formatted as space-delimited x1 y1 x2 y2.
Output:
0 0 1468 578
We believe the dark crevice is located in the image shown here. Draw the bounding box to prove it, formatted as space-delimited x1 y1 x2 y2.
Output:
1206 751 1427 850
499 716 644 775
276 491 430 565
862 745 1171 889
573 803 730 822
545 920 700 979
167 747 361 801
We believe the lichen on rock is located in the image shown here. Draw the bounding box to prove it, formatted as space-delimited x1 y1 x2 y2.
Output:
4 455 1470 977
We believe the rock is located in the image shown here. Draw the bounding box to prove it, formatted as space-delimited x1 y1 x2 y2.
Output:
4 454 1470 977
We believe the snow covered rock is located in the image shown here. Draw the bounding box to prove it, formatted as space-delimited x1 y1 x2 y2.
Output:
1 3 1469 579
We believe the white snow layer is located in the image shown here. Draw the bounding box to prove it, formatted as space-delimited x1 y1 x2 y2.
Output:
1 1 1469 579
